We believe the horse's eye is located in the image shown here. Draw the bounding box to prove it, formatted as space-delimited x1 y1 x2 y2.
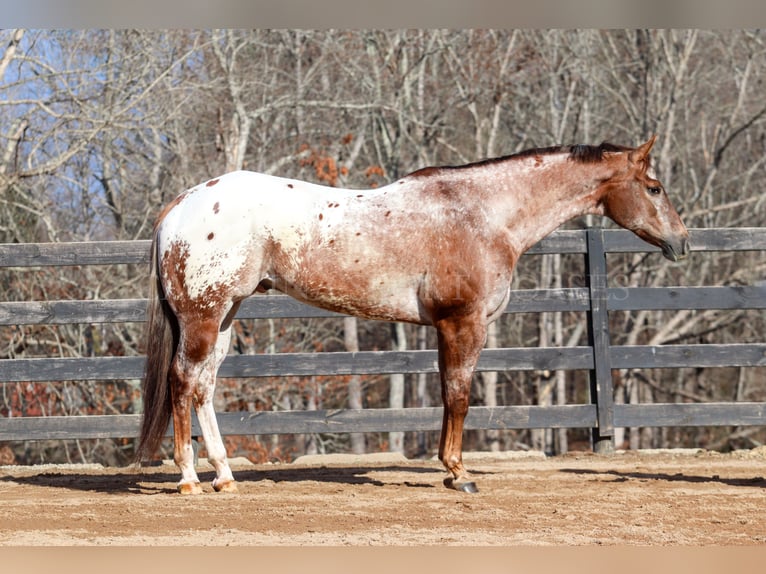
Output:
647 186 662 196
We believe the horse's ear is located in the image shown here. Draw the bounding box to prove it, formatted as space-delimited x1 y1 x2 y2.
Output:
629 134 657 164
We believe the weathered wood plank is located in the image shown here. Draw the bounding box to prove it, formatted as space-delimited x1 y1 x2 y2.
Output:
233 290 588 320
604 227 766 253
6 281 764 327
0 414 143 440
608 285 766 311
0 288 592 325
3 344 762 384
0 404 599 440
614 402 766 428
505 288 590 313
4 401 764 442
2 344 761 384
7 282 766 327
0 347 595 382
0 356 145 382
214 404 598 434
1 228 761 270
225 347 595 377
236 296 344 319
0 231 585 269
525 230 587 254
0 240 151 267
611 344 766 369
686 227 766 251
0 299 149 325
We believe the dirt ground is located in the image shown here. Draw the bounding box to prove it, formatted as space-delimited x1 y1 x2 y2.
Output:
1 447 765 546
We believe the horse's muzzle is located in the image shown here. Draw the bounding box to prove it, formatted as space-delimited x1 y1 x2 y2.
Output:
661 235 690 262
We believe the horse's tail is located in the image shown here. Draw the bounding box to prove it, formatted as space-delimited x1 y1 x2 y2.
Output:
135 227 178 462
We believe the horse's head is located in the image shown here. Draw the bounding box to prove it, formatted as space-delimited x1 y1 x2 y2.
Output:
599 135 690 261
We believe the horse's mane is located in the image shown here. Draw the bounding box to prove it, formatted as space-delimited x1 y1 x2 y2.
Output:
407 142 632 178
490 141 632 165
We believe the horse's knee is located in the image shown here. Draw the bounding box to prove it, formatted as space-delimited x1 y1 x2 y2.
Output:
444 392 469 416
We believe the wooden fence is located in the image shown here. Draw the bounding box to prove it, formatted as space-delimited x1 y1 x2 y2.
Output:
1 227 765 453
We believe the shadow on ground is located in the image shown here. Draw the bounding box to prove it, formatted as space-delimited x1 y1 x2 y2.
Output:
560 467 766 489
0 463 494 495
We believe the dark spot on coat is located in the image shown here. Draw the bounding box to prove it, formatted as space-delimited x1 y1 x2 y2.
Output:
319 213 324 221
288 183 294 188
385 211 391 217
206 178 220 187
207 232 215 240
357 194 363 198
213 202 220 214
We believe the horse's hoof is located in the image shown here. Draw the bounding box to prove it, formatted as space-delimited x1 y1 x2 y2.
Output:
458 481 479 494
443 477 479 494
213 479 238 493
177 481 204 495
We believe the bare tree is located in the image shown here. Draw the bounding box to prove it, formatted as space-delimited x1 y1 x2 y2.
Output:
3 30 764 464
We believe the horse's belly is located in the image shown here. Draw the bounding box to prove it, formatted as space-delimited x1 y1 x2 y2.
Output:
273 271 426 324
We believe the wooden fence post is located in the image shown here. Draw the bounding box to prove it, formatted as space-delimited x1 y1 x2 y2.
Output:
586 228 616 454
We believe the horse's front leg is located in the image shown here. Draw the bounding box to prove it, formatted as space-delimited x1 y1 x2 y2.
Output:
435 313 487 493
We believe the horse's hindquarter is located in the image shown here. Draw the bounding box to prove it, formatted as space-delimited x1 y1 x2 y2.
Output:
155 172 303 308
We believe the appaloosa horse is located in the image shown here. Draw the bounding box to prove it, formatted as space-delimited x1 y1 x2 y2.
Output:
137 135 689 494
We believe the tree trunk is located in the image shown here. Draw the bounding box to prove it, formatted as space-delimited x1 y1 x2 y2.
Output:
344 317 365 454
389 323 406 454
416 325 431 457
481 322 500 452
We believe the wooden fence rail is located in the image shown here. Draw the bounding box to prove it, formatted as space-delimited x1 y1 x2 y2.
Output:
1 228 765 451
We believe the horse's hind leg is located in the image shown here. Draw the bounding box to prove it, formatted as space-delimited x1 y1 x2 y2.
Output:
170 316 229 494
194 319 238 493
169 348 205 494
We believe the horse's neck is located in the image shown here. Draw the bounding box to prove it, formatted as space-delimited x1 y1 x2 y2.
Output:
490 156 610 253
